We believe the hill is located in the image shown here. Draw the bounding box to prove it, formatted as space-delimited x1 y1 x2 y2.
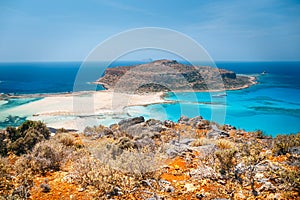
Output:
96 60 256 93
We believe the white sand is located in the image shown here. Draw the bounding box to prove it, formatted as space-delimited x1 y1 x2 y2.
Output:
6 90 168 131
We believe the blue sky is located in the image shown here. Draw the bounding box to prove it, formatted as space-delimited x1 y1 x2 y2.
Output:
0 0 300 61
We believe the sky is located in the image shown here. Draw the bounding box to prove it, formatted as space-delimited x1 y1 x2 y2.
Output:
0 0 300 62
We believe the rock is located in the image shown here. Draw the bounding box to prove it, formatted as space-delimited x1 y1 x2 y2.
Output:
178 116 189 124
125 124 147 137
196 144 216 156
290 146 300 155
212 199 230 200
164 120 174 128
107 187 122 197
196 120 210 129
166 186 175 193
185 183 197 192
179 138 195 145
134 136 155 150
145 119 162 126
102 127 113 135
258 181 276 192
141 180 153 188
196 193 205 199
207 130 229 139
40 183 51 193
190 166 218 179
77 187 85 192
149 124 166 133
260 182 273 191
165 143 192 157
118 116 145 131
254 173 265 180
188 116 204 127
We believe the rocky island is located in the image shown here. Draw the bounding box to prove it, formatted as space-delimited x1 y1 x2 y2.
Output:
96 60 256 93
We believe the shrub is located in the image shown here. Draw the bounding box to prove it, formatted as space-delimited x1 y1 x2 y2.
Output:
215 139 235 149
0 157 13 198
191 138 212 147
5 120 50 156
272 133 300 155
56 133 76 147
0 131 8 156
13 155 35 199
30 140 69 175
70 150 132 197
215 148 237 177
13 139 70 176
83 125 113 137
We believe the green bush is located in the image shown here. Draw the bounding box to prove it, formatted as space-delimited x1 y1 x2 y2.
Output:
3 120 50 156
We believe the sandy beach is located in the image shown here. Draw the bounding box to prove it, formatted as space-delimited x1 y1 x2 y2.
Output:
4 90 168 131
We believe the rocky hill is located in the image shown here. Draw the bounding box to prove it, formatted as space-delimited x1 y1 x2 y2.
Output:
96 60 255 93
1 118 299 199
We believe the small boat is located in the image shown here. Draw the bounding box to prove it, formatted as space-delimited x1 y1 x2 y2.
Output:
212 94 227 98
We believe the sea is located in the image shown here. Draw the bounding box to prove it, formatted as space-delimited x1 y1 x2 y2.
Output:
0 61 299 136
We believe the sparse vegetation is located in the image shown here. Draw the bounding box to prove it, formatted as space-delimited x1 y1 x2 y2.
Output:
1 120 50 156
0 118 299 199
272 133 300 155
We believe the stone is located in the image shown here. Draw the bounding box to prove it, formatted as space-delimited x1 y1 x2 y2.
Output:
164 120 174 128
178 116 189 123
118 116 145 131
207 130 229 139
40 183 51 193
165 143 192 157
188 116 204 127
258 181 276 192
179 138 195 145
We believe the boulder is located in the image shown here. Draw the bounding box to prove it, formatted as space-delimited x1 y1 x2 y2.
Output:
118 116 145 131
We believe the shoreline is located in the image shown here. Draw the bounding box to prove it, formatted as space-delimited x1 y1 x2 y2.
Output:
0 75 257 131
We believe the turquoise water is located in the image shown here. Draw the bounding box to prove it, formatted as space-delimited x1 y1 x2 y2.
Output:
0 61 300 136
128 73 300 136
0 98 42 128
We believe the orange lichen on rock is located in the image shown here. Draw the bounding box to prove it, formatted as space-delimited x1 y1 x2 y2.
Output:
30 171 92 200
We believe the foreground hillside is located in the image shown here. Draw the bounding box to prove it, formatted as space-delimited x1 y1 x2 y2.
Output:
96 60 256 93
0 117 299 199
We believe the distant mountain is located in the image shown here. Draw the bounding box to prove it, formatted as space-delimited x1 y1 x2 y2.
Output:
96 59 256 93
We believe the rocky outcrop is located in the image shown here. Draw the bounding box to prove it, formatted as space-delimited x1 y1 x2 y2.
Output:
96 60 255 93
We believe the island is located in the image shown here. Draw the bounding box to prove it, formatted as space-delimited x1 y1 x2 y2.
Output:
96 59 256 93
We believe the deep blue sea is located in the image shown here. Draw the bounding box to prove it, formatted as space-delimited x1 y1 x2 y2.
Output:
0 61 299 136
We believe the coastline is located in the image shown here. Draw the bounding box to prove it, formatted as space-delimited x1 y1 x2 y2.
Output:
1 90 169 131
0 75 257 131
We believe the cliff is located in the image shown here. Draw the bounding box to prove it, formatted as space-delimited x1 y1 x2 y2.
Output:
96 59 255 93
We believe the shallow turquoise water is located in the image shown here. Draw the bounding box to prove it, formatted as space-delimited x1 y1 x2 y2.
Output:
1 61 299 136
127 74 300 136
0 98 42 129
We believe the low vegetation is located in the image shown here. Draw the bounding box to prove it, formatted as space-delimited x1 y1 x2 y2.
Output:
0 118 299 199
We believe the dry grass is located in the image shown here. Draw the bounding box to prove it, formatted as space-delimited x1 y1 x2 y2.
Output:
215 139 235 149
191 138 213 147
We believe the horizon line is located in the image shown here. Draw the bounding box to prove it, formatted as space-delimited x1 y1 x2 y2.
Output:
0 59 300 63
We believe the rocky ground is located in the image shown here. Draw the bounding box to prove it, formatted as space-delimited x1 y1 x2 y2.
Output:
0 116 299 199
